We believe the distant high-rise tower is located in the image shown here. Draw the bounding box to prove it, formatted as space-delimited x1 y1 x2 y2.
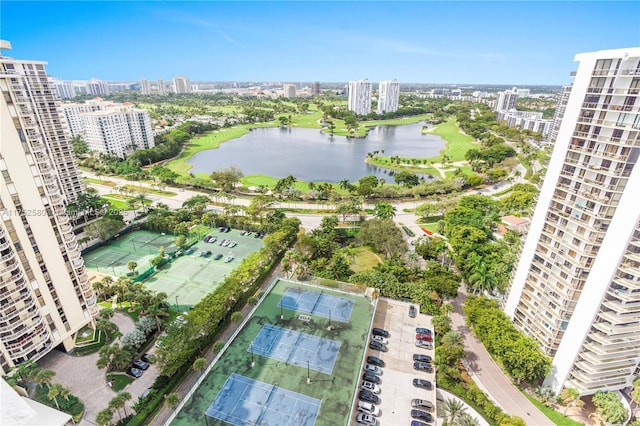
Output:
140 78 152 95
173 76 190 94
376 79 400 114
50 78 76 99
494 87 519 112
86 78 110 96
0 40 96 373
283 84 296 99
547 86 572 144
157 79 166 95
348 79 372 115
504 47 640 395
312 81 321 95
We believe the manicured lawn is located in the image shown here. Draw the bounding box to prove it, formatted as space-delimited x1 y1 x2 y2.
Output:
349 247 382 273
420 223 439 234
240 174 349 194
428 118 479 162
101 196 130 211
83 177 116 187
524 394 584 426
107 373 135 392
121 184 176 197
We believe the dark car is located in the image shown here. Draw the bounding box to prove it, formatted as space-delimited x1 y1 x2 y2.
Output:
126 367 143 378
413 354 432 363
411 409 433 422
203 235 211 242
369 341 388 352
132 360 149 371
363 372 381 384
358 390 381 405
213 253 223 260
413 362 433 373
409 305 417 318
140 353 152 363
411 399 434 411
410 421 429 426
415 333 433 342
367 356 385 368
372 328 389 338
415 328 432 335
412 379 433 390
224 227 231 233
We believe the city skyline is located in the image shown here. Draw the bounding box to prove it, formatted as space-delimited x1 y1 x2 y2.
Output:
2 1 638 85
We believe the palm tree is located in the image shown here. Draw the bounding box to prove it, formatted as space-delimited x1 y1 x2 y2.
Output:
192 357 208 376
373 202 396 220
339 179 350 191
441 331 464 349
96 318 115 340
457 413 480 426
47 383 66 410
34 368 56 388
230 311 243 324
96 408 113 426
561 387 581 415
165 392 180 409
127 261 138 276
467 263 497 295
440 398 467 425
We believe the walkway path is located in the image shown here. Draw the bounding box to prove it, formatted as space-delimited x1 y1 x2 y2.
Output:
450 286 553 425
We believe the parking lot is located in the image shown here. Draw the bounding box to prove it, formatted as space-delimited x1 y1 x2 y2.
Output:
353 298 435 426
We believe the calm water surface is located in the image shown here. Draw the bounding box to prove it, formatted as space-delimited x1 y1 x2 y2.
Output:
188 121 444 182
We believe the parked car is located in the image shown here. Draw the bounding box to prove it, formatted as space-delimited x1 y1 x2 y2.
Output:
132 360 149 370
218 226 226 232
361 381 381 394
368 341 388 352
411 399 434 411
413 354 432 363
366 356 385 368
412 379 433 390
224 256 234 263
214 253 223 260
208 236 217 243
411 409 433 422
218 239 226 246
362 372 381 384
356 412 377 425
416 333 433 342
410 421 429 426
140 353 152 363
415 327 432 335
364 364 382 375
415 340 433 350
199 250 211 257
372 328 389 338
228 241 237 248
413 362 433 372
224 227 231 233
357 401 380 416
371 335 388 344
358 390 380 405
126 367 143 378
203 235 211 242
409 305 417 318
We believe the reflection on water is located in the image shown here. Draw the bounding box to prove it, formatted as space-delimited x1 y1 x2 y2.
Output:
188 121 444 182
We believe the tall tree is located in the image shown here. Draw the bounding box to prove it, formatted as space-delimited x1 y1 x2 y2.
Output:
373 202 397 220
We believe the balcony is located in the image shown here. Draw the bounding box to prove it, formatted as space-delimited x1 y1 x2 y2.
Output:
71 257 84 269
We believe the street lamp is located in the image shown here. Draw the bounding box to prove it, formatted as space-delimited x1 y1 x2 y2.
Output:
306 359 310 384
110 261 116 276
175 296 179 311
280 304 284 320
327 310 332 331
250 341 255 367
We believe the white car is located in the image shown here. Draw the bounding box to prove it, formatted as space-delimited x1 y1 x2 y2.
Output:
224 256 234 263
356 412 377 425
371 335 388 345
364 364 382 375
361 380 381 394
357 401 380 416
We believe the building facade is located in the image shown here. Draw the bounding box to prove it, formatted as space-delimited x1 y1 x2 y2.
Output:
495 87 519 112
157 79 166 95
0 41 96 374
504 47 640 395
86 78 110 96
173 76 190 94
312 81 320 95
548 86 572 144
140 78 152 95
283 83 296 99
50 78 76 99
61 99 154 159
377 79 400 114
496 110 553 136
348 79 372 115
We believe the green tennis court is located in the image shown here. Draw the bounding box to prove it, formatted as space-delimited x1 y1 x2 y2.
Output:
144 229 264 310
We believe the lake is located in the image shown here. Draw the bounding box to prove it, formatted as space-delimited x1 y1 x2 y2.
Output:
187 121 445 182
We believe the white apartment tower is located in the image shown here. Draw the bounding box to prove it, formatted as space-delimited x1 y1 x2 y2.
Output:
50 78 76 99
504 47 640 395
86 78 110 96
494 87 519 112
548 86 573 144
61 99 154 159
173 76 190 94
140 78 152 95
283 83 296 99
348 79 372 115
0 41 96 374
157 79 166 95
377 79 400 114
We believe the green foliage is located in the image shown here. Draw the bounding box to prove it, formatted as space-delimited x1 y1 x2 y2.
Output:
592 391 628 424
85 216 125 241
358 218 407 258
35 385 84 418
464 296 551 384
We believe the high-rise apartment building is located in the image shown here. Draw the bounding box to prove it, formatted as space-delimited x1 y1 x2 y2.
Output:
173 76 190 94
504 47 640 395
348 79 372 115
61 99 154 159
140 78 152 95
157 79 166 95
377 79 400 114
0 40 96 374
283 83 296 99
86 78 110 96
50 78 76 99
494 87 519 112
312 81 321 95
548 86 572 144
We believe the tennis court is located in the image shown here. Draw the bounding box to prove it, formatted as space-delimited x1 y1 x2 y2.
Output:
277 288 355 323
250 325 341 375
206 373 321 426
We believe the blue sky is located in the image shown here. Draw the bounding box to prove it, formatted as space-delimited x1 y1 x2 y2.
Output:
2 1 638 84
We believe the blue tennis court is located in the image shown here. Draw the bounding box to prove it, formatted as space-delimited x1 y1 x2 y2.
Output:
206 374 321 426
277 288 355 323
250 325 341 375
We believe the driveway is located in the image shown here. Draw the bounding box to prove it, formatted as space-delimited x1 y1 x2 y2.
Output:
39 312 160 425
